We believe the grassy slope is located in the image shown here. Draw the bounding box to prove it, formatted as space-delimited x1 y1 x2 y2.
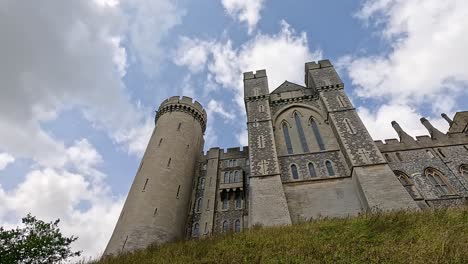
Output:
93 208 468 264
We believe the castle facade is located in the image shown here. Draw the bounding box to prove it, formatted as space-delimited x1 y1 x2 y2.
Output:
104 60 468 256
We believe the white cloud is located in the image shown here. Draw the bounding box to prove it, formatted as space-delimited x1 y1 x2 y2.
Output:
222 0 265 34
0 140 124 259
207 99 236 121
174 20 322 145
0 153 15 171
339 0 468 140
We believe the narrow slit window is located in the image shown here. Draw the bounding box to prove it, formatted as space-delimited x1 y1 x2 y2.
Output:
325 161 335 176
308 163 316 177
222 192 228 210
294 112 309 152
177 123 182 131
258 135 265 148
196 198 202 212
311 118 325 150
206 199 210 210
142 178 149 191
158 138 163 147
122 235 128 250
204 223 208 234
338 96 346 107
437 148 446 158
385 154 392 162
153 208 158 216
259 105 264 112
167 158 171 167
282 122 294 154
291 164 299 180
426 150 435 159
396 152 403 162
193 223 199 237
176 185 180 198
344 118 356 134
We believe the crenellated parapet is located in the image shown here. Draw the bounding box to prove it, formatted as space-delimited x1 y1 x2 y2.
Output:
375 114 468 152
156 96 207 132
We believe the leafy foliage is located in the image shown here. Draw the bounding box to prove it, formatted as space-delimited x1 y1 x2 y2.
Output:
0 214 81 264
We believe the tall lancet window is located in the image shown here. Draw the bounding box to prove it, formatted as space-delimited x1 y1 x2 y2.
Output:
325 160 335 176
294 112 309 153
310 118 325 151
291 164 299 180
282 122 293 154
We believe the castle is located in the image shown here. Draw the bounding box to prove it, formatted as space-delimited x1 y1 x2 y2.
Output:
104 60 468 256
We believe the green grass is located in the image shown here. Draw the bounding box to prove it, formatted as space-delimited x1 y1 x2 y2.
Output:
91 208 468 264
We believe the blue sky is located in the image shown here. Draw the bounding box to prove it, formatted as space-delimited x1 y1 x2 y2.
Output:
1 0 467 259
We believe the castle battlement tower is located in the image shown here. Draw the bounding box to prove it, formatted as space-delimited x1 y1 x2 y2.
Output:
104 96 206 256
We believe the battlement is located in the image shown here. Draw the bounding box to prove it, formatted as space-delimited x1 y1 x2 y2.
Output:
156 95 207 132
305 59 333 71
375 113 468 152
243 69 267 80
202 146 249 159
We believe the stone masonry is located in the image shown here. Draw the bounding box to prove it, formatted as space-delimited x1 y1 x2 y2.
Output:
104 60 468 256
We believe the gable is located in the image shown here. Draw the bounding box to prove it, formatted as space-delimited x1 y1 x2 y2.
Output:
271 81 306 94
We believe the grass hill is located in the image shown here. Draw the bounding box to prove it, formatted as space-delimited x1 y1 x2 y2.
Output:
93 208 468 264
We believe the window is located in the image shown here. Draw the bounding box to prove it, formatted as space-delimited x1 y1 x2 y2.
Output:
234 220 241 233
222 221 229 233
193 223 199 237
234 171 240 182
282 122 293 154
229 171 234 183
394 171 420 199
229 160 233 167
424 168 454 196
158 138 163 147
460 164 468 176
176 185 180 198
291 164 299 180
246 159 250 166
308 163 316 177
222 192 228 210
385 154 392 162
258 135 265 148
199 178 205 189
253 120 258 128
142 178 149 192
344 118 356 134
259 104 265 112
396 152 403 162
224 172 229 183
294 112 309 152
167 158 171 167
206 199 210 210
325 161 335 176
177 123 182 131
437 148 446 158
235 192 242 209
310 118 325 150
196 198 202 212
204 223 208 234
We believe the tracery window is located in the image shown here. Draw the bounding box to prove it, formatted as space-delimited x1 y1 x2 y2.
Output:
325 161 335 176
310 118 325 150
234 220 241 232
294 112 309 152
282 122 294 154
291 164 299 180
308 163 317 178
229 171 234 183
424 168 454 196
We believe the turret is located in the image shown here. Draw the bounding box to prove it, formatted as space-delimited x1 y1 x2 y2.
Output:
391 121 417 145
104 96 206 256
420 117 446 140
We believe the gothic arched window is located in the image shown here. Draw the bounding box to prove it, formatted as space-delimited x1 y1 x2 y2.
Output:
193 223 199 237
229 171 234 183
291 164 299 180
196 198 203 212
424 168 454 195
234 171 240 182
282 122 293 154
325 161 335 176
224 172 229 183
308 163 317 178
234 220 241 232
460 164 468 177
394 170 418 199
222 220 229 233
310 118 325 150
294 112 309 153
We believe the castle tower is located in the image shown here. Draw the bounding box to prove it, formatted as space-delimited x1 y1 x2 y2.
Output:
103 96 207 256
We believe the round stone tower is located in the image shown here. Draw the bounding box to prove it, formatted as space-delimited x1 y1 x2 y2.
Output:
103 96 206 256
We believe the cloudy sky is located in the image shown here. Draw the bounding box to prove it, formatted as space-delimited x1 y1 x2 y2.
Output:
1 0 467 260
